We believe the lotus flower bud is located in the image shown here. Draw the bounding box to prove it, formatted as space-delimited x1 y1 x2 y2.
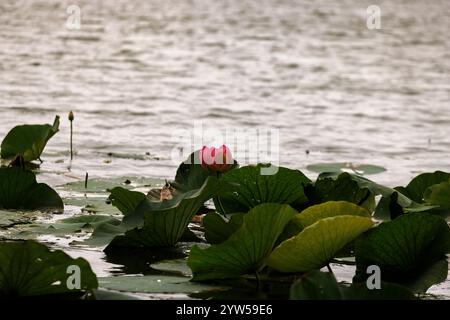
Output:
200 145 233 173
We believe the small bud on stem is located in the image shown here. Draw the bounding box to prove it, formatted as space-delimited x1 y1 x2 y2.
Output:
69 111 74 160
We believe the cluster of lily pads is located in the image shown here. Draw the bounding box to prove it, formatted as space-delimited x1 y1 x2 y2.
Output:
0 116 449 300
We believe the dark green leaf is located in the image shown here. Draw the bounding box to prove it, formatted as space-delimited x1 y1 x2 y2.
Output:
106 177 222 248
203 212 245 244
98 274 228 294
108 187 146 216
0 167 63 211
354 213 450 293
1 116 59 162
214 164 311 215
290 270 414 300
397 171 450 203
305 172 375 212
0 240 97 297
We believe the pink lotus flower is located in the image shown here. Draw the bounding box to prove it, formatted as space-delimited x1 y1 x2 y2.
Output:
200 145 233 173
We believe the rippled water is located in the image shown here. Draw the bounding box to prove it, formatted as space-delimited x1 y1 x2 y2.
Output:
1 0 449 186
0 0 449 298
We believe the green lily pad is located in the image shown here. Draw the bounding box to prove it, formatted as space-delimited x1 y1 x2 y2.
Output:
406 259 449 294
267 215 374 273
293 201 370 229
98 275 228 294
150 258 192 277
0 167 63 211
403 181 450 219
423 180 450 212
396 171 450 203
108 187 146 216
0 240 97 297
354 213 450 293
281 201 370 242
306 163 386 175
290 271 414 300
0 210 40 228
316 172 413 220
1 116 59 162
305 172 376 212
214 164 311 215
84 221 128 247
203 212 245 244
91 289 141 300
17 215 122 238
64 197 121 216
173 150 211 192
105 177 222 248
61 176 164 194
188 203 298 281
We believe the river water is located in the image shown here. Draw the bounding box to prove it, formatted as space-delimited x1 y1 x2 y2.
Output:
0 0 449 298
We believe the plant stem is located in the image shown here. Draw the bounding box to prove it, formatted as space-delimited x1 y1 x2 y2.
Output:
255 270 261 289
69 111 74 161
70 120 73 160
327 263 334 274
84 172 88 189
215 171 227 217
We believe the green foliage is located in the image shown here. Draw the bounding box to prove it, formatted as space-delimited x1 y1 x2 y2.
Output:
354 213 450 293
203 212 245 244
305 172 375 212
267 215 373 273
290 271 414 300
214 164 311 215
1 116 59 162
108 187 146 216
397 171 450 203
0 240 97 297
106 177 222 248
0 167 63 211
188 204 297 281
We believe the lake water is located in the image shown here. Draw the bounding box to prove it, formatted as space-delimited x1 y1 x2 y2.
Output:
0 0 449 299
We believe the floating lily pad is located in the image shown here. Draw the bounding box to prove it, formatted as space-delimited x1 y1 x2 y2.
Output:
267 215 374 273
0 167 63 211
150 258 192 277
98 275 228 294
306 163 386 175
92 289 141 300
16 215 122 238
1 116 59 162
0 240 97 297
188 203 298 281
61 176 164 193
290 271 414 300
0 210 40 228
214 164 311 215
64 197 121 216
354 213 450 293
